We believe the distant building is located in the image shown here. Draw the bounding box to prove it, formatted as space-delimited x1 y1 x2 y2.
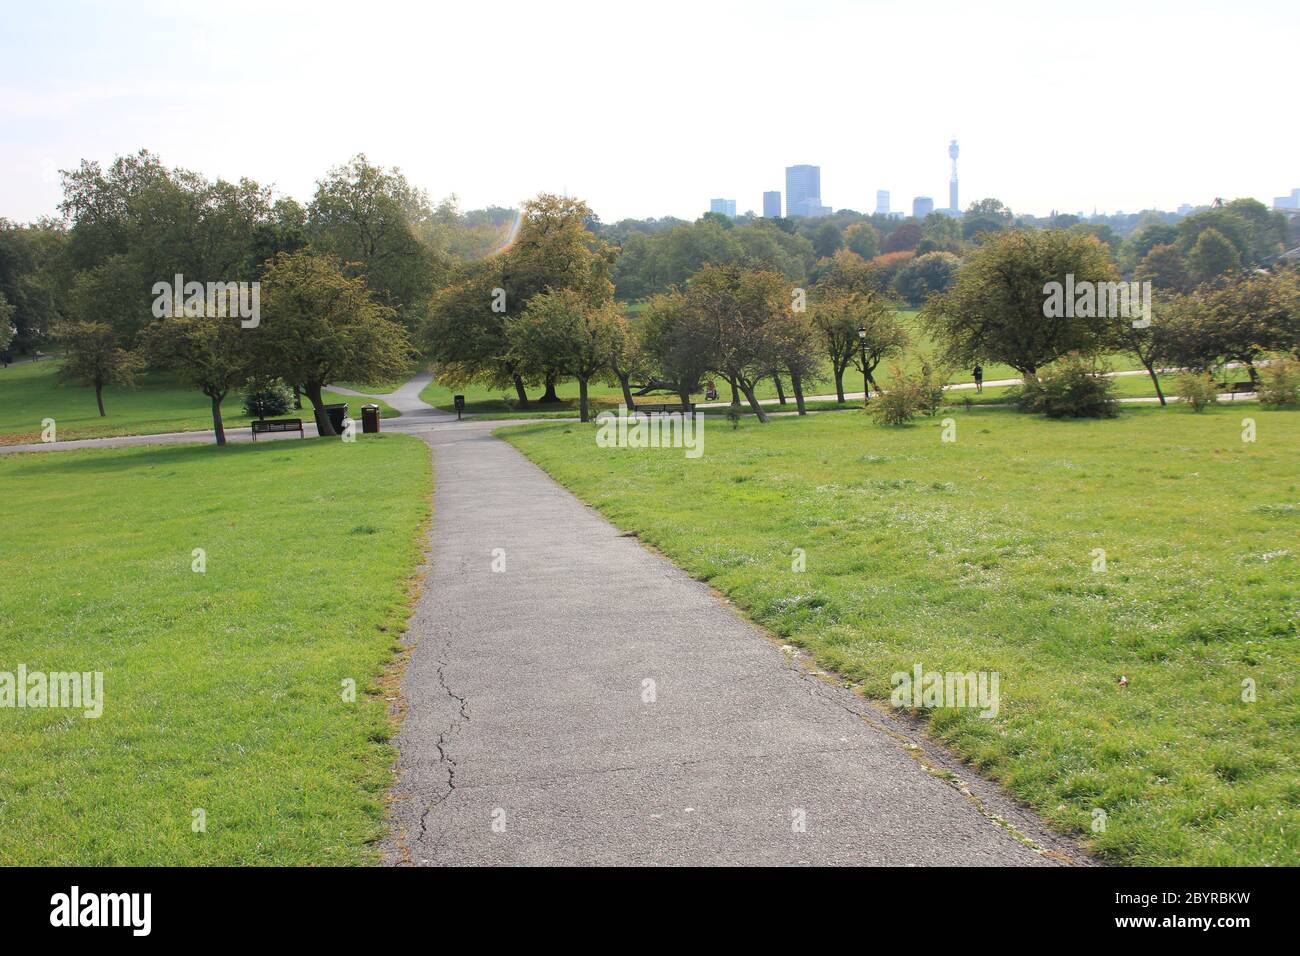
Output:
709 198 737 219
913 196 934 219
1176 203 1194 216
763 191 782 218
785 165 829 217
948 139 960 214
1273 189 1300 210
876 190 890 216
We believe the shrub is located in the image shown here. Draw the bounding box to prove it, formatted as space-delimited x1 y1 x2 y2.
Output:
242 380 294 418
870 363 943 425
1257 358 1299 407
1174 371 1218 412
1010 357 1117 418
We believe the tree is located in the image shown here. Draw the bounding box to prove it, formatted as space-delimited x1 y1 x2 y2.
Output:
144 312 252 444
843 222 881 260
607 315 650 408
1110 311 1171 406
255 252 413 436
767 300 820 414
1134 243 1191 294
0 291 14 362
1187 227 1241 284
642 289 712 406
308 155 445 331
1162 270 1299 382
685 265 788 422
508 289 622 422
851 297 909 394
922 229 1116 378
811 221 843 258
54 321 142 416
962 199 1013 240
882 221 923 253
893 252 960 306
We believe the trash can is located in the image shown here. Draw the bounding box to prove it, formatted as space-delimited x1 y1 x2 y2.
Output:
361 404 381 434
324 402 348 434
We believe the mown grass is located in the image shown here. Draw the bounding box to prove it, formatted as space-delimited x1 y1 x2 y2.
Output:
500 405 1300 865
0 359 399 444
0 433 431 864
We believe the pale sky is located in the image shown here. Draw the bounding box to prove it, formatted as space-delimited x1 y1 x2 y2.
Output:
1 0 1296 224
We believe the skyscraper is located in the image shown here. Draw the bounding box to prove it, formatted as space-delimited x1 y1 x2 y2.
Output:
913 196 934 219
709 198 737 218
785 165 827 217
763 191 782 218
876 190 890 216
948 139 960 214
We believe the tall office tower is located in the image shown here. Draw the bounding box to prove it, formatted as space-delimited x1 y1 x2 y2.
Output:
709 198 737 218
876 190 890 215
948 139 960 213
763 191 782 218
1273 188 1300 210
785 165 821 217
913 196 934 219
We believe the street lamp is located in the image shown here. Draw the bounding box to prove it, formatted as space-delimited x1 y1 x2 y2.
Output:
857 325 869 406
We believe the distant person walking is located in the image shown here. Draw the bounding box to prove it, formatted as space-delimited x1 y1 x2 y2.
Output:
973 364 984 393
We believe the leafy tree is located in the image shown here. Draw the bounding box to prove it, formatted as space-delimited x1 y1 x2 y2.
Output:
1162 270 1299 382
962 198 1013 240
685 265 788 422
144 312 252 445
811 221 843 258
922 229 1116 378
1187 227 1241 284
508 289 622 422
54 321 143 416
893 252 960 306
0 292 13 361
766 298 820 415
308 155 445 333
1134 243 1191 294
843 222 881 260
255 252 413 436
641 289 712 406
882 221 922 253
607 316 651 408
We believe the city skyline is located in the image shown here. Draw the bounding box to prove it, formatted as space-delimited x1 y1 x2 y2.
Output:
1 1 1297 225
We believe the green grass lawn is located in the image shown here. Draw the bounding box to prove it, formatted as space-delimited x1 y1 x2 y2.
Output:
0 433 431 864
500 405 1300 865
0 359 399 444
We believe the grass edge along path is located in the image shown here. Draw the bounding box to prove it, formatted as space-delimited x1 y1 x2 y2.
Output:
0 433 432 864
499 406 1300 866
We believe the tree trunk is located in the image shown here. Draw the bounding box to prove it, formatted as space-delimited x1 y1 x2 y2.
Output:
739 380 769 423
618 372 635 409
834 366 846 403
1245 361 1259 386
1144 361 1166 406
513 374 529 407
292 383 302 409
305 382 336 436
210 393 227 446
678 384 691 408
95 381 106 417
540 374 561 403
728 376 740 406
578 377 590 423
791 371 807 415
773 373 787 405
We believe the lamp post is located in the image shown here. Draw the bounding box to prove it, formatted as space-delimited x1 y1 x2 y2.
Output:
857 325 869 406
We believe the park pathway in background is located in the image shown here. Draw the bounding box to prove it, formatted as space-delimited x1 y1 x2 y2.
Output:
384 418 1088 866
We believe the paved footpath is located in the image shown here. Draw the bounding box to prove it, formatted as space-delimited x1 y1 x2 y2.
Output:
384 417 1087 866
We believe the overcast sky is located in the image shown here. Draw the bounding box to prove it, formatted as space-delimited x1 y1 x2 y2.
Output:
2 0 1296 224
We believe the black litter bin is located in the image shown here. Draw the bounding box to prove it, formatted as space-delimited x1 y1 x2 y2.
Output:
361 404 381 434
324 403 348 434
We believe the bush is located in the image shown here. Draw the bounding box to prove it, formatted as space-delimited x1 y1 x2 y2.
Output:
1257 358 1300 407
1174 371 1218 412
1010 357 1117 418
242 380 294 418
870 364 944 425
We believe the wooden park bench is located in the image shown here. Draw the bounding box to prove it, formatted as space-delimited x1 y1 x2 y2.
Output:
631 402 696 414
251 418 305 441
1216 381 1255 399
